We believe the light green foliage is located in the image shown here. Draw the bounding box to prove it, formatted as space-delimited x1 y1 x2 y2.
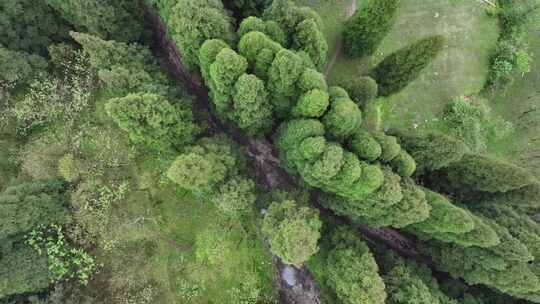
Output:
45 0 144 42
0 244 50 298
0 0 70 54
410 189 475 236
390 150 416 177
298 69 327 92
58 153 79 182
212 177 256 218
326 228 387 304
0 180 71 239
71 31 169 95
328 86 350 99
238 17 286 46
372 132 401 162
397 132 468 173
445 154 537 193
372 35 446 96
339 77 379 106
25 224 96 285
291 89 329 118
167 136 241 196
262 200 321 266
199 39 230 83
154 0 235 70
343 0 400 58
209 48 248 113
348 129 382 161
237 31 282 73
0 48 47 88
293 18 328 71
481 183 540 213
268 49 306 115
105 93 198 151
231 74 273 136
322 96 362 140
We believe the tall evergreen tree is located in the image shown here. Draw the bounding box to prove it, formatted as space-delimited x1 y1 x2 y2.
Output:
372 35 446 96
343 0 400 58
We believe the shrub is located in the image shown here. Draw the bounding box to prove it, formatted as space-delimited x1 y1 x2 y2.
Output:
209 48 248 113
445 154 537 194
298 68 328 92
372 35 446 96
105 93 198 151
0 180 71 239
343 0 400 58
58 153 80 182
262 200 321 266
268 49 306 115
199 39 230 82
291 89 330 118
212 177 256 218
339 76 378 106
371 132 401 162
0 244 50 298
326 228 387 304
238 17 286 46
0 48 47 88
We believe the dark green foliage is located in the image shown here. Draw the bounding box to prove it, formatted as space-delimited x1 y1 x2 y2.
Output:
293 19 328 71
167 136 241 196
228 0 271 18
339 77 379 106
0 180 70 239
45 0 144 42
153 0 235 70
0 48 47 88
322 96 362 140
445 154 537 194
423 217 540 301
263 0 322 46
232 74 273 136
238 17 286 46
325 228 387 304
480 183 540 213
397 132 468 173
440 98 485 152
328 86 350 100
343 0 400 58
371 132 401 162
71 32 169 95
372 35 446 96
348 129 382 161
105 93 198 151
390 150 416 177
262 200 321 266
291 89 329 118
0 244 50 298
0 0 70 55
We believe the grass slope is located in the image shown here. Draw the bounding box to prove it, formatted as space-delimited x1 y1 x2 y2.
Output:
308 0 498 131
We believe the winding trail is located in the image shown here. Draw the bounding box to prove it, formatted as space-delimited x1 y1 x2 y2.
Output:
324 0 357 78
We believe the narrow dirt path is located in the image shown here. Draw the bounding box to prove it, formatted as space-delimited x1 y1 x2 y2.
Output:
323 0 357 78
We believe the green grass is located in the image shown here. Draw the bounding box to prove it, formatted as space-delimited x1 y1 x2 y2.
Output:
489 29 540 176
305 0 499 131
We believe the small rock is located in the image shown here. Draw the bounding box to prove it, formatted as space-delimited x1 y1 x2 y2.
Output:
282 266 297 286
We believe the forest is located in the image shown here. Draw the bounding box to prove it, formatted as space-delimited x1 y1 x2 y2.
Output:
1 0 540 303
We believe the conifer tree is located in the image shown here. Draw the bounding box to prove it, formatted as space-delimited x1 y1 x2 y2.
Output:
372 35 446 96
343 0 400 58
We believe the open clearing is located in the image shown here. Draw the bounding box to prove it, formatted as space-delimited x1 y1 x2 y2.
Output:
304 0 499 131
